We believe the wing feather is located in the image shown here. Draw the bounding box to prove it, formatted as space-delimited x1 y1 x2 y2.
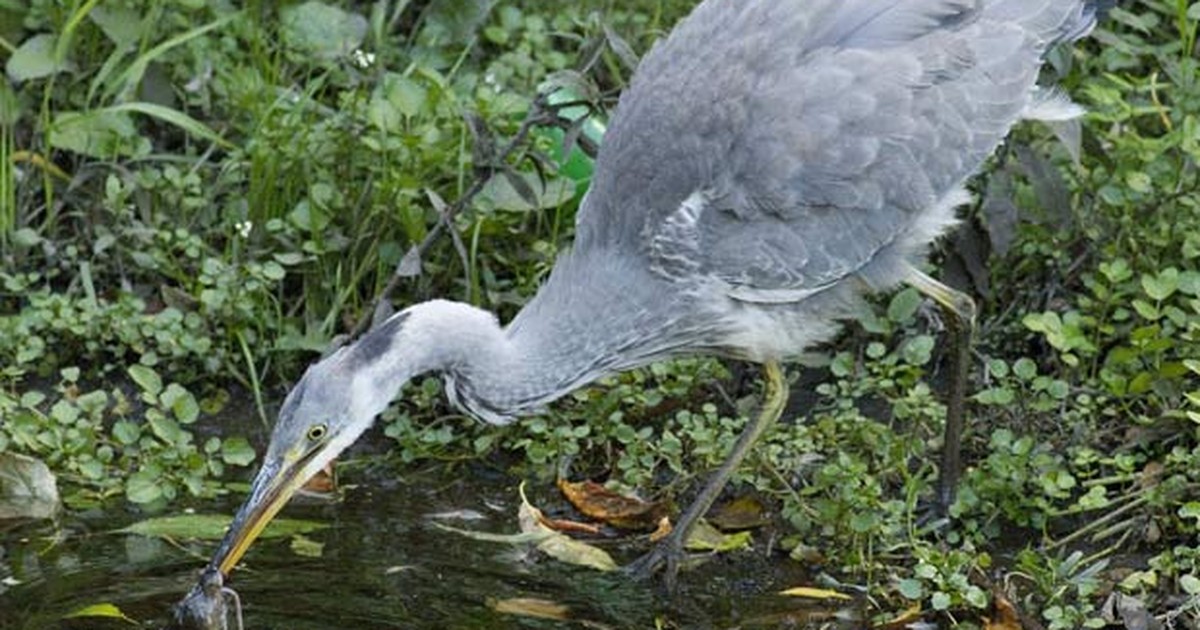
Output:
576 0 1096 300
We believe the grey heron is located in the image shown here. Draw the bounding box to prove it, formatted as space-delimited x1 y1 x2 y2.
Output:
207 0 1099 588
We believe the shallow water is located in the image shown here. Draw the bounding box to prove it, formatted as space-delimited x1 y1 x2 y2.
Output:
1 463 864 629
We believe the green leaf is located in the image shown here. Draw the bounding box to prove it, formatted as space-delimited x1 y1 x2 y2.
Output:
102 14 237 103
290 533 325 558
221 437 257 466
261 261 286 281
148 413 184 444
930 591 951 611
49 110 149 158
104 102 233 149
112 420 140 445
1141 268 1179 301
274 252 306 266
281 1 368 60
901 335 934 366
684 519 752 552
289 199 330 232
0 79 20 126
62 602 138 623
161 383 200 424
897 578 924 599
125 470 163 504
1181 574 1200 595
1013 357 1037 381
887 287 922 323
118 513 328 539
1099 259 1132 283
479 172 575 212
6 34 65 81
89 5 146 47
127 365 162 396
368 73 428 131
964 586 988 609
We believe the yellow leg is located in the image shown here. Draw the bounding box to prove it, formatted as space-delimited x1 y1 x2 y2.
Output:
905 265 976 510
626 360 787 589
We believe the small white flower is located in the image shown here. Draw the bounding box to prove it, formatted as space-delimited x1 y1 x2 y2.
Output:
236 221 253 238
352 49 376 69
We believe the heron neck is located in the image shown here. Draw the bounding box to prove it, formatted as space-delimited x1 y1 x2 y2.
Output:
354 256 689 423
483 252 689 418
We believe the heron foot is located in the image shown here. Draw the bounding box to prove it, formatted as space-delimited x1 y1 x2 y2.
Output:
913 497 953 532
623 532 686 591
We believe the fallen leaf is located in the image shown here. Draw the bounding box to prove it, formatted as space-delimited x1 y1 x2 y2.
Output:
62 602 138 624
788 542 825 564
118 514 327 540
300 461 337 494
1113 593 1163 630
489 597 570 621
0 452 60 521
431 523 551 545
1138 461 1164 489
778 586 852 601
684 518 752 552
872 604 928 630
537 514 603 536
557 478 668 530
425 508 487 521
290 534 324 558
983 591 1021 630
648 516 673 543
708 495 769 530
435 484 617 571
520 484 617 571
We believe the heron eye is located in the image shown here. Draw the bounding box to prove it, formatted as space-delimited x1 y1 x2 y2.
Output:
306 424 327 441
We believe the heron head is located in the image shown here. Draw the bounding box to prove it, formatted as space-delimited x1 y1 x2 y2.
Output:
207 305 493 576
210 348 376 576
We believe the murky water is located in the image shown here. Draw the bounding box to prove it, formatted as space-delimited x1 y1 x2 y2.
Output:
1 462 864 629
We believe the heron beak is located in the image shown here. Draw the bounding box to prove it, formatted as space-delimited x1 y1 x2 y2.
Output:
210 447 318 576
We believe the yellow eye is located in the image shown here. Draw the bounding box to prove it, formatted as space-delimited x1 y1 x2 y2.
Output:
307 424 327 441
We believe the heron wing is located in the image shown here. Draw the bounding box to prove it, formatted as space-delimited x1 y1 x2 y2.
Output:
576 0 1095 300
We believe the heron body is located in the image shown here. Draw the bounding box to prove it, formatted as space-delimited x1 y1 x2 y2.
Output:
206 0 1099 587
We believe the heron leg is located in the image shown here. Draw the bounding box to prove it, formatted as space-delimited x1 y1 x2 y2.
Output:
905 266 976 511
626 359 787 589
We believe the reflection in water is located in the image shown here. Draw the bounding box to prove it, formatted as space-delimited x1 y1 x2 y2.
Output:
0 464 862 629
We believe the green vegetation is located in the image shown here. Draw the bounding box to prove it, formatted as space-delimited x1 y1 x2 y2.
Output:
1 0 1197 627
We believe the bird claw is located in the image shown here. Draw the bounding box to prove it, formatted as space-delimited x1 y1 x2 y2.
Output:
623 534 685 592
913 495 953 533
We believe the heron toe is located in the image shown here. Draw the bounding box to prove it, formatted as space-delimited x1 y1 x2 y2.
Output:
624 533 687 591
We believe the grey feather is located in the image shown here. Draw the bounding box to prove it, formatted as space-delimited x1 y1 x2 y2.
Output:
575 0 1095 307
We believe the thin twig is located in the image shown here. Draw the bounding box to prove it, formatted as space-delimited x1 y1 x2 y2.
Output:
1042 492 1149 552
346 95 561 341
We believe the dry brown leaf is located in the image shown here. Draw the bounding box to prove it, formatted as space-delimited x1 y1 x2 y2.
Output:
648 516 673 543
1138 461 1164 489
536 513 604 536
984 591 1021 630
301 461 336 494
872 604 924 630
489 597 570 620
557 479 668 529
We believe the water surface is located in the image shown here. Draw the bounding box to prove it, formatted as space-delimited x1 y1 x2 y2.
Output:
1 463 862 629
